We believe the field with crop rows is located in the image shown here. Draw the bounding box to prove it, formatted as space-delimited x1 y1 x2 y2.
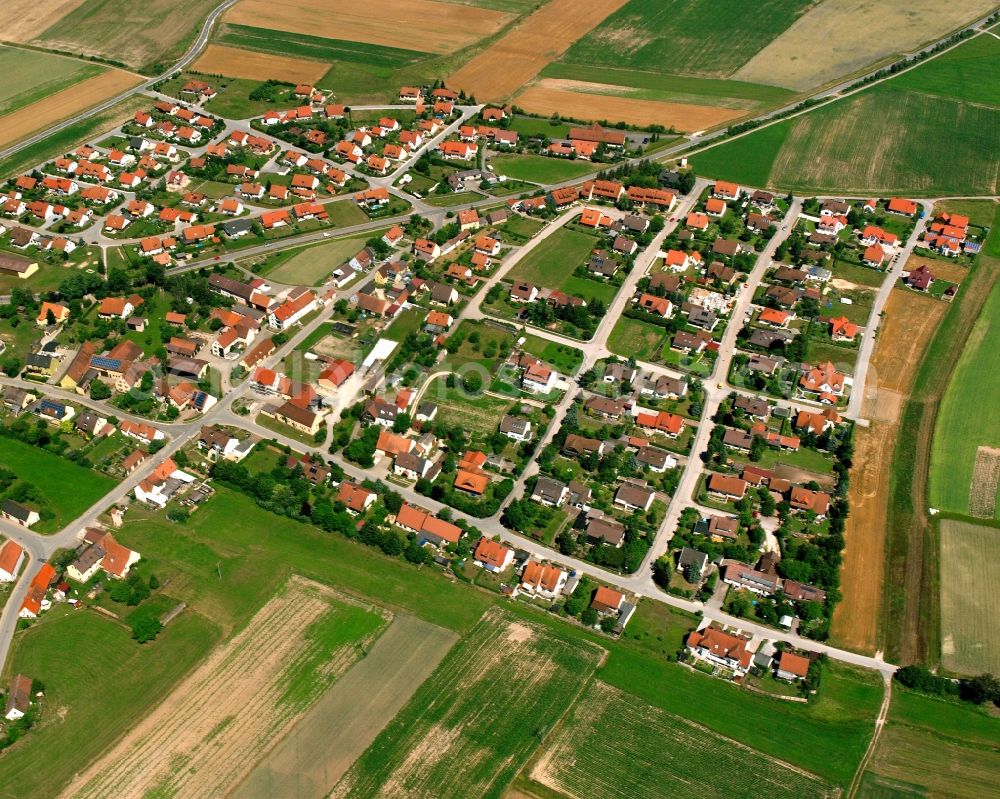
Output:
929 276 1000 517
691 33 1000 196
938 520 1000 674
531 680 832 799
63 578 386 799
331 608 605 799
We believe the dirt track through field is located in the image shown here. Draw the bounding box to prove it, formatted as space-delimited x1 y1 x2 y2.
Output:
447 0 628 101
0 69 142 149
733 0 998 90
191 44 330 83
230 614 457 799
1 0 85 42
515 80 745 130
831 289 945 653
225 0 511 54
62 578 383 799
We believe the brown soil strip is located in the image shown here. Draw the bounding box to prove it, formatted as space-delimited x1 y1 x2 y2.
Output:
830 289 945 653
229 614 457 799
447 0 628 102
0 69 142 149
513 82 743 130
225 0 511 55
191 44 330 84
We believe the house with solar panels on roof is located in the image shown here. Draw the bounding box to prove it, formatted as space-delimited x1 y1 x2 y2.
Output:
27 397 75 424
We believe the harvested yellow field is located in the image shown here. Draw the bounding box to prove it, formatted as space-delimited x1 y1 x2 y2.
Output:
448 0 628 101
734 0 998 90
225 0 511 54
514 80 744 131
0 69 142 149
191 44 330 83
61 578 387 799
0 0 86 42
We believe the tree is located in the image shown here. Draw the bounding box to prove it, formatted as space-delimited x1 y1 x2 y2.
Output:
461 371 483 394
393 413 411 434
89 379 112 400
600 616 617 634
131 615 161 643
961 673 1000 705
581 608 598 627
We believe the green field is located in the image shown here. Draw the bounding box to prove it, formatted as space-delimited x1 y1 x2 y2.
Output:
332 609 604 799
608 315 667 361
0 608 219 798
490 153 596 184
323 199 370 227
36 0 221 72
0 437 115 532
262 232 374 284
422 190 484 207
560 0 813 78
217 23 426 65
530 680 830 799
540 61 794 109
602 651 883 787
0 46 102 117
508 226 600 289
929 274 1000 516
690 34 1000 196
863 688 1000 799
116 488 492 634
938 520 1000 674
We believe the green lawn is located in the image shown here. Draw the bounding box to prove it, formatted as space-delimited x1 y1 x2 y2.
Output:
384 306 424 342
561 274 619 304
540 61 794 109
422 190 485 207
507 115 571 140
261 232 375 285
323 199 369 227
0 608 219 798
116 488 492 634
560 0 812 78
490 154 596 184
607 316 667 361
508 226 600 289
0 437 115 532
520 334 584 375
0 46 102 117
690 34 1000 196
929 271 1000 516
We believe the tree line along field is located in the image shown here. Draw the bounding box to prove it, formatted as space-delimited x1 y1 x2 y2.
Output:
528 680 831 799
31 0 222 72
859 688 1000 798
330 608 605 799
689 32 1000 196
